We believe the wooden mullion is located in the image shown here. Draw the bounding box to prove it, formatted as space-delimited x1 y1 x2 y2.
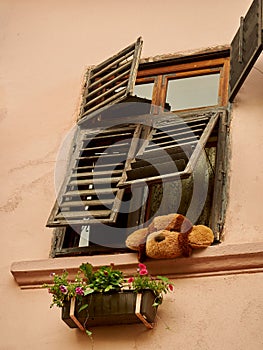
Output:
219 58 230 106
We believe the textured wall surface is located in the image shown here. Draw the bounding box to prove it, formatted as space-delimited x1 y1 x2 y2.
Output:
1 0 263 349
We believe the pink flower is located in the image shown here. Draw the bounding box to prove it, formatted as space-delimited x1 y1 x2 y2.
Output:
139 269 148 276
168 284 174 292
59 285 68 294
75 287 84 296
127 277 134 283
138 263 147 270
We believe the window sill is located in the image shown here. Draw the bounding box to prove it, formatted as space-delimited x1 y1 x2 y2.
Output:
11 241 263 289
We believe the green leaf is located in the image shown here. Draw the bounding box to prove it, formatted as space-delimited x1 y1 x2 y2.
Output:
85 329 92 337
78 304 89 313
104 285 112 292
84 289 94 296
157 276 169 283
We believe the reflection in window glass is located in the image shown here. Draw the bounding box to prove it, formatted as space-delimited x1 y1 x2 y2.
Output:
133 82 154 100
166 74 220 111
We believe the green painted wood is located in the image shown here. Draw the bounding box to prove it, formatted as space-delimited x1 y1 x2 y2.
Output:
62 290 157 328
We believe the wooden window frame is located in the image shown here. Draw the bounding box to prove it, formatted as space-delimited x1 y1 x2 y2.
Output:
50 48 231 257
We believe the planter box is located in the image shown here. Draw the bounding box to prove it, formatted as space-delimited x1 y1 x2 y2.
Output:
62 290 157 330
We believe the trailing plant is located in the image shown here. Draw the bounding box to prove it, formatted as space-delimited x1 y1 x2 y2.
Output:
44 262 174 308
127 263 174 306
43 262 174 335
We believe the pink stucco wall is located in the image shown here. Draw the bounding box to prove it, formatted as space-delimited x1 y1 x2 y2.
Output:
1 0 263 349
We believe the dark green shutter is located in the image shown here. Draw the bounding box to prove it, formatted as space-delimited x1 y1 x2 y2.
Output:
47 123 139 226
229 0 263 102
118 110 221 188
79 37 143 120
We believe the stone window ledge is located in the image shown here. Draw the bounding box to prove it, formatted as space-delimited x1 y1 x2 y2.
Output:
10 241 263 289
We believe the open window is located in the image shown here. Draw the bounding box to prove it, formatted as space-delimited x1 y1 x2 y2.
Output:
48 1 263 257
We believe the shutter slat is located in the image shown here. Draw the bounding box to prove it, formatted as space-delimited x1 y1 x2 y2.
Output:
49 218 112 226
82 90 126 118
60 199 114 208
91 51 133 80
64 188 118 197
73 163 123 171
84 78 130 108
87 62 131 91
56 210 112 219
85 125 135 136
81 142 129 152
69 177 121 186
77 153 126 161
127 159 186 180
71 169 123 178
150 124 206 144
86 68 130 98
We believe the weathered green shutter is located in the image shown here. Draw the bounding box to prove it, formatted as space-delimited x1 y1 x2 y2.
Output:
47 123 139 226
229 0 263 102
79 37 143 120
47 38 144 227
118 110 221 188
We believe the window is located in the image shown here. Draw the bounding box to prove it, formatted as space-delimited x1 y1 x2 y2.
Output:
47 41 230 257
48 0 263 257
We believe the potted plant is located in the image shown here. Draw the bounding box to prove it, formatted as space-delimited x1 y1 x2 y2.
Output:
44 263 174 335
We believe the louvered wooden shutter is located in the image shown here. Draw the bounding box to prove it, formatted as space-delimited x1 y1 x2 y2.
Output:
118 110 220 188
47 123 139 226
79 37 143 120
229 0 263 102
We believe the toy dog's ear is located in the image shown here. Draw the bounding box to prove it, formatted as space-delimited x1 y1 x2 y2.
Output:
125 228 149 251
188 225 214 248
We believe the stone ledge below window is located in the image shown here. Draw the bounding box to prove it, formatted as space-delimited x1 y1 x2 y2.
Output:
10 242 263 289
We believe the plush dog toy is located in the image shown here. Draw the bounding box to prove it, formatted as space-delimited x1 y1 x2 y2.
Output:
126 213 214 261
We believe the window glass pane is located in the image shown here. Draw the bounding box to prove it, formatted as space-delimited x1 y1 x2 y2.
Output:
166 74 220 111
133 82 154 100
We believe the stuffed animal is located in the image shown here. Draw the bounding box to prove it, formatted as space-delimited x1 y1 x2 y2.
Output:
126 213 214 261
